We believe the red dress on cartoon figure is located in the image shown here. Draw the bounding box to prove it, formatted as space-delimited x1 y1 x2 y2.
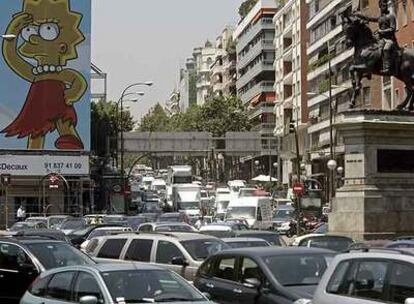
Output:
1 80 83 149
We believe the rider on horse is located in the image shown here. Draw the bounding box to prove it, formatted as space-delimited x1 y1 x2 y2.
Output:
354 0 398 75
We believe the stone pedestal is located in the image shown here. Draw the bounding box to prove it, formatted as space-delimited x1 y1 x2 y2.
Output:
329 110 414 241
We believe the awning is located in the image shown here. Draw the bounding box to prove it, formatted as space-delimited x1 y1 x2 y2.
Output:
250 92 276 107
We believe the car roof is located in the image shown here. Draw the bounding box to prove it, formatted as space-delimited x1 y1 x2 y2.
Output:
97 232 216 241
0 237 64 244
235 230 279 236
222 237 270 243
43 263 164 275
217 247 334 257
199 224 232 231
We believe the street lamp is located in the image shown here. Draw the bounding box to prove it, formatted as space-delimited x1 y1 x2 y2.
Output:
337 166 344 175
254 160 260 166
327 159 337 207
118 82 153 184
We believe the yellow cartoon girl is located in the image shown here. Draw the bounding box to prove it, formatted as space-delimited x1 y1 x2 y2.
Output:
1 0 87 150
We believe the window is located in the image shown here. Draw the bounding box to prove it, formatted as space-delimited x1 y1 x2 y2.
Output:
257 207 262 221
125 239 153 262
46 271 75 301
139 225 153 232
0 243 33 270
213 257 237 281
389 262 414 303
73 272 103 302
29 275 51 297
156 241 183 264
327 261 351 294
199 258 214 277
97 239 127 259
240 258 263 283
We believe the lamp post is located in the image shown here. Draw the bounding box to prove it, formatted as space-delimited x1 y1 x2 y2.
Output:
118 82 153 182
327 159 337 208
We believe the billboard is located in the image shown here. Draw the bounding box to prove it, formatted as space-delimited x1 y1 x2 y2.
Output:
0 0 91 151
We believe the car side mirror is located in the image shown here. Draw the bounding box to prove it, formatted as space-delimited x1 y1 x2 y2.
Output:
405 299 414 304
171 256 188 266
243 278 261 289
79 295 98 304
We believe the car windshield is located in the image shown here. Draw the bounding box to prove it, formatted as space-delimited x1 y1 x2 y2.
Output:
143 203 161 212
26 242 94 270
102 270 204 302
60 219 86 230
241 233 282 246
264 254 332 286
227 207 256 219
181 239 230 261
159 215 180 222
216 201 230 211
10 222 35 231
178 201 199 210
48 217 67 228
102 216 126 224
274 209 294 219
239 189 256 197
227 240 269 248
301 237 353 252
26 218 47 224
155 225 193 232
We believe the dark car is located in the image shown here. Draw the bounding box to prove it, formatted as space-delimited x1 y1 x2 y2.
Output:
234 230 286 246
12 229 70 242
126 215 152 231
67 224 128 248
0 237 95 303
194 247 334 304
141 202 162 214
158 212 187 223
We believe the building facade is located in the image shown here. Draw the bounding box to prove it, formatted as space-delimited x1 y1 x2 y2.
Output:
193 41 217 106
178 58 197 112
273 0 309 185
235 0 279 178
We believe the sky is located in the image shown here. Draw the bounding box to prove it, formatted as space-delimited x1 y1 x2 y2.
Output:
92 0 244 121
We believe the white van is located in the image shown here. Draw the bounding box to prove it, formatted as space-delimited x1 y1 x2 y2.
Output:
215 187 231 218
226 196 273 230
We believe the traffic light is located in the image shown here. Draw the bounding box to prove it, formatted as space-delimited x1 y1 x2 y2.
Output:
289 121 296 134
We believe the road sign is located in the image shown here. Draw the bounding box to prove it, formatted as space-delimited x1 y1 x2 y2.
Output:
293 183 304 196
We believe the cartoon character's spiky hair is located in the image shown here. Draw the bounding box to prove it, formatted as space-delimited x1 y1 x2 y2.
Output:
23 0 85 63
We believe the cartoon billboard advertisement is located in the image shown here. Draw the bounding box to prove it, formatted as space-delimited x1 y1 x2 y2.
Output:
0 0 91 151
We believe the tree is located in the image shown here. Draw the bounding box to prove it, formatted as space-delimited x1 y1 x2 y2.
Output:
239 0 258 19
138 103 170 132
91 100 136 158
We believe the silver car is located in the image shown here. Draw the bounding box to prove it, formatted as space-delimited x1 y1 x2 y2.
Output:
20 263 213 304
87 232 229 281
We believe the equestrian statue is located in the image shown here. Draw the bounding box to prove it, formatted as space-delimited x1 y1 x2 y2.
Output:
343 0 414 110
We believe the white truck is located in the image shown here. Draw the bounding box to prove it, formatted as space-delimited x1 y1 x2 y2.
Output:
167 165 192 185
172 184 201 216
226 196 273 230
215 187 231 220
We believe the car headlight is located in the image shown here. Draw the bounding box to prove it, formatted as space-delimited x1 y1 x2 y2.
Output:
294 299 312 304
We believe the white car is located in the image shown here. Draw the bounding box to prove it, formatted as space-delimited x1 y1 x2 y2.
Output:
312 248 414 304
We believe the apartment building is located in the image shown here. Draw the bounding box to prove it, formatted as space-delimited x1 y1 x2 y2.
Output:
178 58 197 112
234 0 279 177
273 0 308 185
193 41 217 106
210 26 236 97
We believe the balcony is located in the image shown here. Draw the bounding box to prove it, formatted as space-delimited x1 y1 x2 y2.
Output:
237 61 274 90
237 19 275 53
196 80 210 89
237 39 274 70
308 80 352 107
308 48 354 81
241 81 275 105
251 123 276 134
248 102 275 120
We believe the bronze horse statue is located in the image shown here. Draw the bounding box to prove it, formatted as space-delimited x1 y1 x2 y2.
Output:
342 11 414 110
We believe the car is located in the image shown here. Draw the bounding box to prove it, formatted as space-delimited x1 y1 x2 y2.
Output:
59 217 88 235
138 222 197 233
126 215 151 231
140 212 160 222
46 215 71 229
272 205 295 233
21 263 213 304
222 237 271 249
25 217 48 226
141 202 163 214
67 224 130 248
194 247 334 304
12 229 70 242
0 237 95 303
158 212 188 223
312 248 414 304
101 214 128 225
233 230 287 246
295 234 354 252
199 224 236 238
9 221 48 231
87 232 229 281
79 226 133 252
386 240 414 248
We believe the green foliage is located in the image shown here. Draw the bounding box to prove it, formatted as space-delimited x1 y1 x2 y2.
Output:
138 96 251 136
239 0 258 19
91 100 136 157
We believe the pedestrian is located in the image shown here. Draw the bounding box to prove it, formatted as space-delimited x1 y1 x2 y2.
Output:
16 205 25 222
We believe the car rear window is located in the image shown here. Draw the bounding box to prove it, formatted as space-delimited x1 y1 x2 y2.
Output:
97 239 127 259
125 239 153 262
